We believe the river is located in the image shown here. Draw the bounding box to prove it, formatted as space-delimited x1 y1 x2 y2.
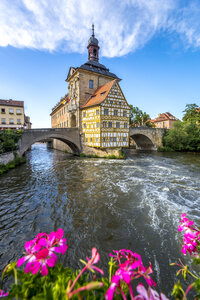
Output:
0 144 200 296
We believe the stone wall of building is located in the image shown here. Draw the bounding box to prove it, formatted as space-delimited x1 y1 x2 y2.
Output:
52 139 73 153
0 152 15 165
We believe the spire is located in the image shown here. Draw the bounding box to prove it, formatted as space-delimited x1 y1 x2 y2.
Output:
87 24 100 62
92 24 95 37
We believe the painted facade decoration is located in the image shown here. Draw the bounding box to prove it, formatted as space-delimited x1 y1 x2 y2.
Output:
51 25 130 149
82 80 130 148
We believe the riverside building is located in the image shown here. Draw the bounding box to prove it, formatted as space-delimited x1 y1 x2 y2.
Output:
151 112 178 129
0 99 31 130
51 25 130 152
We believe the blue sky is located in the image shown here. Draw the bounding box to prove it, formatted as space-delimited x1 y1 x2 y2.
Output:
0 0 200 128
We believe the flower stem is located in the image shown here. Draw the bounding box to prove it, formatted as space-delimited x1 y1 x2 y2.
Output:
68 266 87 294
128 283 134 300
14 268 18 300
187 270 198 279
119 286 128 300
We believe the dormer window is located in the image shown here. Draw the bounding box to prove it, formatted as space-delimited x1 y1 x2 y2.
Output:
89 80 93 89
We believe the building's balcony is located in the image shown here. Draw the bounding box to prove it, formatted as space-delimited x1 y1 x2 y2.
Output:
67 103 77 113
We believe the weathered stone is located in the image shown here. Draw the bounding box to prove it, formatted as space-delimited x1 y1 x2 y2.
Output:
18 128 81 156
130 127 165 150
0 152 15 165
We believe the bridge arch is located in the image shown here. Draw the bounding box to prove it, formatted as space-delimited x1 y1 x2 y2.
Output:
129 127 165 150
18 128 81 156
130 134 156 150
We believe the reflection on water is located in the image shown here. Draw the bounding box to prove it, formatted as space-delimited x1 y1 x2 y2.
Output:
0 144 200 296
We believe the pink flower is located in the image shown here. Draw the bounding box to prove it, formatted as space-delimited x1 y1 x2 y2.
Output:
86 248 104 275
17 228 68 276
0 290 8 298
178 214 200 256
134 284 169 300
106 250 157 300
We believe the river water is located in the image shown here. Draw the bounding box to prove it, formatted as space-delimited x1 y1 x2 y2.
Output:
0 144 200 296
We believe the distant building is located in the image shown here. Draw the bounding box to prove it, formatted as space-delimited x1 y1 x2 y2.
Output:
0 99 31 130
50 95 71 128
50 25 130 149
151 112 178 129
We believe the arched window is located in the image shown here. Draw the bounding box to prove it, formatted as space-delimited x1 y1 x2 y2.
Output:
93 48 97 56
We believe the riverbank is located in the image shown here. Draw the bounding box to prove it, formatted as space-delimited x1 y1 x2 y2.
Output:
0 156 26 175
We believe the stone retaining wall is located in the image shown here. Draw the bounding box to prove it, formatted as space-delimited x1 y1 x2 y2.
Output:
0 152 15 165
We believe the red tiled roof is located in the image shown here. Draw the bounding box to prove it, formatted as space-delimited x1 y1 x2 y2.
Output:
0 99 24 107
82 80 116 109
152 112 178 123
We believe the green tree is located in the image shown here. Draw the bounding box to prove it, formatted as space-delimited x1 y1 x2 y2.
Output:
163 120 200 152
130 105 154 127
183 103 200 123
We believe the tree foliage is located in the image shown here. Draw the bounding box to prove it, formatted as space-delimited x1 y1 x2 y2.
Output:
162 103 200 152
130 105 154 127
182 103 200 123
0 129 23 154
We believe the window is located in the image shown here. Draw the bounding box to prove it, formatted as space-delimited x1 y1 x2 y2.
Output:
110 137 113 142
1 108 5 114
83 112 86 118
104 108 108 115
103 137 106 142
123 137 127 142
101 92 106 96
113 137 117 142
96 138 99 142
86 138 88 142
124 123 128 128
96 122 100 128
119 102 121 106
75 81 77 89
114 110 118 116
1 118 6 124
93 48 97 57
17 119 21 124
110 100 113 104
123 111 127 117
108 122 112 128
89 80 93 89
90 138 93 142
83 123 86 128
96 109 99 115
9 108 14 114
116 122 120 128
16 109 21 114
9 118 14 124
103 121 107 128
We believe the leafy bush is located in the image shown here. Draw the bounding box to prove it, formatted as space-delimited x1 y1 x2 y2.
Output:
0 156 26 175
0 129 23 154
162 121 200 152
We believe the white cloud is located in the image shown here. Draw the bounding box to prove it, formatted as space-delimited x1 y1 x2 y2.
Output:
0 0 200 57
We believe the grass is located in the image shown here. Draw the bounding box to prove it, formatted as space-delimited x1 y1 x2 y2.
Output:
0 156 26 175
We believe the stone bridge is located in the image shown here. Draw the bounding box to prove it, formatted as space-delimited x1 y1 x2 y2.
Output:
129 127 165 150
18 128 81 155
